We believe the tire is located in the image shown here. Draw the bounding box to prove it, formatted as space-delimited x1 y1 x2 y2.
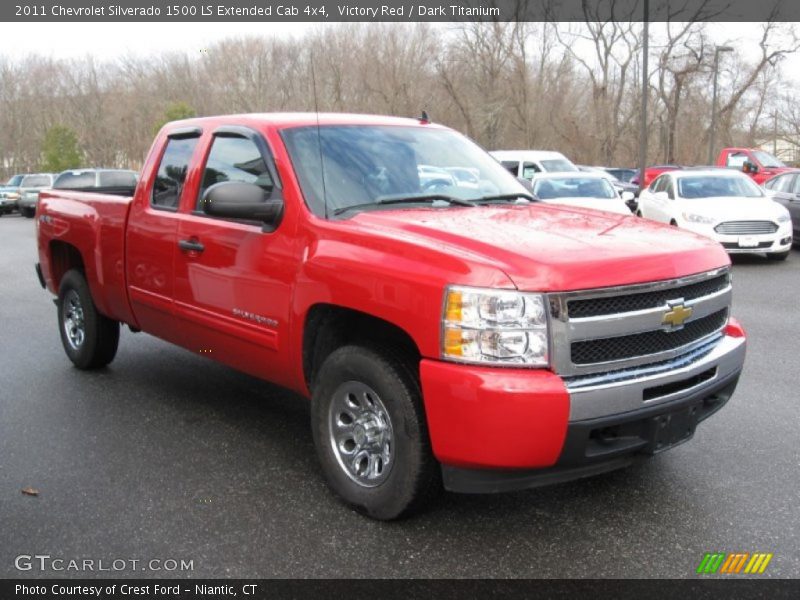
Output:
311 345 440 520
21 207 34 218
766 250 790 262
57 269 120 369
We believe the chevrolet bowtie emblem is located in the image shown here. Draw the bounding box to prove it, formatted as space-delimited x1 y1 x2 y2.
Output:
662 301 693 329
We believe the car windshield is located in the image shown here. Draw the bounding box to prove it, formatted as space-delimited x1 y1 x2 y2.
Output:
540 159 578 172
6 175 24 186
677 176 764 199
21 174 51 188
752 150 785 168
54 171 96 189
533 177 617 200
281 125 528 217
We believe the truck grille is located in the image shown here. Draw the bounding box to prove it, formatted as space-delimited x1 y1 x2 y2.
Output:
548 268 732 376
567 273 729 318
570 309 728 365
714 221 777 235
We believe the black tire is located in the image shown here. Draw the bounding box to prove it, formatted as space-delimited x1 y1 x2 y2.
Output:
57 269 120 369
766 250 790 262
21 207 34 218
311 345 440 520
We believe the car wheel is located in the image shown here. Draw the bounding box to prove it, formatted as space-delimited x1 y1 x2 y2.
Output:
57 269 120 369
22 207 34 218
311 345 440 520
766 250 790 262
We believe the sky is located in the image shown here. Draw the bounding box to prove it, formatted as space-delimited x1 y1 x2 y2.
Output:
0 21 797 82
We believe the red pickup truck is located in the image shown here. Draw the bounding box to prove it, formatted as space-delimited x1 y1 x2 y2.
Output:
716 147 792 184
36 114 746 519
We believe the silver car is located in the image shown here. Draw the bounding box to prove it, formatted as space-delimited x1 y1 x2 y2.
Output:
17 173 56 218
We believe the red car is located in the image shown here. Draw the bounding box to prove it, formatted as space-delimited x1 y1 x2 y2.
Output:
631 165 681 188
715 147 793 185
35 113 746 519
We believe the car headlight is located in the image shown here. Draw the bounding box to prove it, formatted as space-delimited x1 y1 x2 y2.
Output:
8 192 20 200
682 212 715 224
442 286 549 367
776 212 791 223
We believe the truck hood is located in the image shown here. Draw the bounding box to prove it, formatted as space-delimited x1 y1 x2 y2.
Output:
346 204 729 292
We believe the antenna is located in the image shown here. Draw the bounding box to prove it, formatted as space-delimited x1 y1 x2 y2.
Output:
310 52 328 219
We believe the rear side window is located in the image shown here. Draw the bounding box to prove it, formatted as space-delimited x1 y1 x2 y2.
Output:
99 171 138 188
54 171 96 189
152 137 199 210
726 152 748 169
501 161 519 177
196 136 274 210
522 162 540 179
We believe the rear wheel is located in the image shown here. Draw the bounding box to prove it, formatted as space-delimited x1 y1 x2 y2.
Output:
311 345 440 520
21 207 34 218
57 269 120 369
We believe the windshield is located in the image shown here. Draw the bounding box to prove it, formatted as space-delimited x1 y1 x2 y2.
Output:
281 125 528 217
21 174 52 188
677 176 764 199
540 159 578 173
752 150 785 168
533 176 617 200
6 175 24 186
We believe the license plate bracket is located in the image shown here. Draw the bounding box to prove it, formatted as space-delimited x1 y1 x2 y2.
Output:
642 405 700 454
738 235 759 248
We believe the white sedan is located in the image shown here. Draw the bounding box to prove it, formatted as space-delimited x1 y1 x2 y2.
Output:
530 172 633 215
638 169 793 260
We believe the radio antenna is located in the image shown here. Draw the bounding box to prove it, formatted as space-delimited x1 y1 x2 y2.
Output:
310 51 328 220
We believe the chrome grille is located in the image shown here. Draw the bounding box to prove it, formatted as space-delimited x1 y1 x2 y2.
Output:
548 267 731 377
571 309 728 365
714 221 777 235
567 273 729 318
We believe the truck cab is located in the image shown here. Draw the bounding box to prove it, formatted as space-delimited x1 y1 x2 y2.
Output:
716 147 792 184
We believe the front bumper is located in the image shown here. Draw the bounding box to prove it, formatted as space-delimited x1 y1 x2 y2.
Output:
0 198 18 212
421 327 746 493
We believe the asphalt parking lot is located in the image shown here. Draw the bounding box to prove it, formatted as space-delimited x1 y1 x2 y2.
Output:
1 213 798 579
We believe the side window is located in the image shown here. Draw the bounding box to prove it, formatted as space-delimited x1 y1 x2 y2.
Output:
650 175 664 193
501 161 519 177
726 152 748 169
522 162 540 179
790 175 800 194
152 137 199 210
665 178 675 199
197 135 274 211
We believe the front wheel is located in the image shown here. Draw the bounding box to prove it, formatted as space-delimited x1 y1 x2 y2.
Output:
57 269 120 369
311 345 440 520
21 207 35 218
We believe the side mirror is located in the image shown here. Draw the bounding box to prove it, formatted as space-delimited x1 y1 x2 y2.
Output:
620 191 635 202
743 161 759 174
202 181 283 231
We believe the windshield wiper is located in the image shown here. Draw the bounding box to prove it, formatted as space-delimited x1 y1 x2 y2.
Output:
475 193 536 204
334 194 476 216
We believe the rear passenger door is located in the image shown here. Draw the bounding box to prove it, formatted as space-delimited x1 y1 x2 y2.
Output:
172 126 297 384
126 129 202 340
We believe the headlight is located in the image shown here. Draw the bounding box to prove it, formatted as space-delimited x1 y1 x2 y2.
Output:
442 286 549 367
681 212 715 224
8 192 20 200
776 212 791 223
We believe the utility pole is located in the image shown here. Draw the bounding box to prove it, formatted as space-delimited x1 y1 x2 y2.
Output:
638 0 649 194
708 46 734 164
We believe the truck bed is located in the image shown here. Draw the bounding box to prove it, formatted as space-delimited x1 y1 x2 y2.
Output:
37 189 136 325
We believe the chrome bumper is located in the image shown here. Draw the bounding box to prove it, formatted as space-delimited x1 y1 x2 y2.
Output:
565 334 746 421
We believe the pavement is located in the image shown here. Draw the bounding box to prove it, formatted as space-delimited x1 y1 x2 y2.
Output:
0 212 798 578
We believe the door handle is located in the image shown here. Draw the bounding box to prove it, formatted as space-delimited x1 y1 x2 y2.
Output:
178 239 205 253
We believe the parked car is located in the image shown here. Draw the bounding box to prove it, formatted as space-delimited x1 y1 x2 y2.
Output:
17 173 56 218
531 172 633 215
578 165 640 207
603 167 637 183
631 165 681 188
36 113 745 519
762 169 800 243
0 174 25 215
490 150 579 180
638 169 792 260
716 147 792 185
53 168 139 195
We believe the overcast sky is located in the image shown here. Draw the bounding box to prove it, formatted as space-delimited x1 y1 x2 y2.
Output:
1 21 796 81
